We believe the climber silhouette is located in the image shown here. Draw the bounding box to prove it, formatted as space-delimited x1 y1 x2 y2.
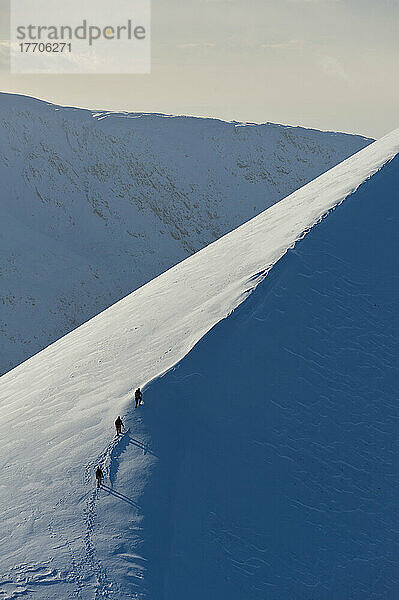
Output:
95 466 104 488
135 388 143 408
115 416 123 435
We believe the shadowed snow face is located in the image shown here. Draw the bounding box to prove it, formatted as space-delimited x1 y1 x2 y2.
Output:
139 156 399 599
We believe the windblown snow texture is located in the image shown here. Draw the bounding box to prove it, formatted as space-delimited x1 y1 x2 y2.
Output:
142 156 399 599
0 92 372 374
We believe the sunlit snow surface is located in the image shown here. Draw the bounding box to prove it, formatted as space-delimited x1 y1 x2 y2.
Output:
0 130 398 599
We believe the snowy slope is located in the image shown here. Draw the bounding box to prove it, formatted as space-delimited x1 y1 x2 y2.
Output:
0 92 372 374
0 129 397 599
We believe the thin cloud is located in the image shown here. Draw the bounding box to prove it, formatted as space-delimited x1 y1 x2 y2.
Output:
261 39 302 50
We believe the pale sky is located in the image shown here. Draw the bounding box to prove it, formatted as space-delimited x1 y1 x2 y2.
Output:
0 0 398 138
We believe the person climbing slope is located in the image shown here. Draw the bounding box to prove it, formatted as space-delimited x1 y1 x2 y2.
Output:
135 387 143 408
95 466 104 489
115 415 124 435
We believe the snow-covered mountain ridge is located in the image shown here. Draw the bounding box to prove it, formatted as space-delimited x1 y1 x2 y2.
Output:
0 128 397 599
0 92 372 374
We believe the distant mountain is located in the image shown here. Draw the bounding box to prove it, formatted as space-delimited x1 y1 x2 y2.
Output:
0 128 397 600
0 92 372 373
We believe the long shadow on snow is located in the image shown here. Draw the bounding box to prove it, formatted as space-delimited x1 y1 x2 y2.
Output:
101 484 141 509
109 430 132 487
